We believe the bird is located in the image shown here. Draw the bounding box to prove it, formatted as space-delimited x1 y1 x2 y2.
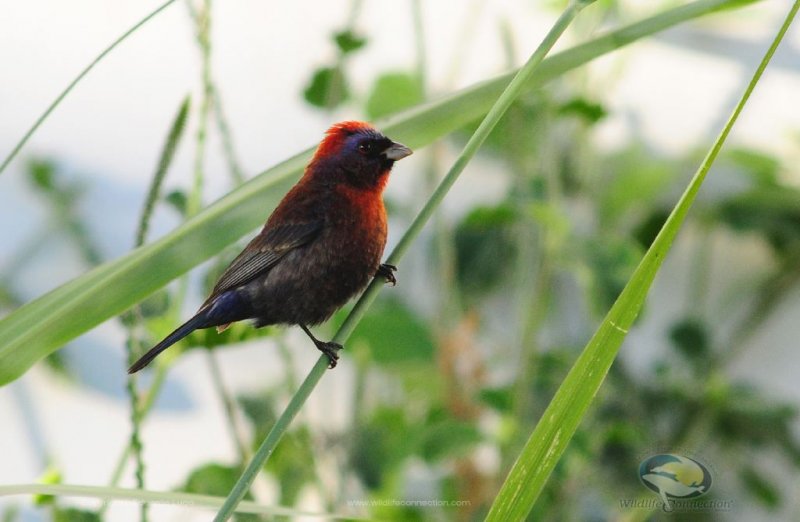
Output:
128 121 412 373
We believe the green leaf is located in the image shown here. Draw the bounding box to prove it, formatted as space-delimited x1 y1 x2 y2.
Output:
264 428 317 506
33 466 62 506
27 158 56 191
350 297 435 364
303 66 349 109
333 30 367 54
478 387 514 413
454 204 518 301
53 508 101 522
740 467 781 508
420 416 482 462
632 208 670 249
717 186 800 254
365 72 424 120
350 407 414 489
138 290 172 319
582 236 643 315
181 464 262 520
238 391 278 441
182 463 248 498
714 384 799 453
725 147 780 186
456 94 548 159
557 97 607 123
0 0 759 387
599 147 675 227
165 189 188 216
668 318 710 363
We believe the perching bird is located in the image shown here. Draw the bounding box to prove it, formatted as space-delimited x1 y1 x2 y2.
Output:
128 121 412 373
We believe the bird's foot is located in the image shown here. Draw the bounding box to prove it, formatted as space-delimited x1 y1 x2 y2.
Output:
314 340 343 369
376 263 397 286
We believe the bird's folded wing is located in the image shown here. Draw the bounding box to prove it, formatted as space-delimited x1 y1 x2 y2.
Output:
209 221 323 298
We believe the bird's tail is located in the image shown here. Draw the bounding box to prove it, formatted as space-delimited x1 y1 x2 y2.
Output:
127 313 207 373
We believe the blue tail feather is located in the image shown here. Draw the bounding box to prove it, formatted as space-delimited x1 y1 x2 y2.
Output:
127 313 207 373
127 290 248 373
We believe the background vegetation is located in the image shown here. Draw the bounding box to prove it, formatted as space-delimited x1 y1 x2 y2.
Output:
1 0 799 520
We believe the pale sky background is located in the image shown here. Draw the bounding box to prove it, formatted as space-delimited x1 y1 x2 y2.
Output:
0 1 798 520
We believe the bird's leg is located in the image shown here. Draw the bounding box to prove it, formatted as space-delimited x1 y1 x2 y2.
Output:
300 324 342 369
376 263 397 286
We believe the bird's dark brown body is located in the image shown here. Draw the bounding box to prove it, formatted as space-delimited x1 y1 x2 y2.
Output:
240 176 388 328
128 121 411 373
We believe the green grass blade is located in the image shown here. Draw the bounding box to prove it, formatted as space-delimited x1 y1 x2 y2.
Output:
484 2 799 519
0 0 180 176
0 0 760 387
0 483 362 519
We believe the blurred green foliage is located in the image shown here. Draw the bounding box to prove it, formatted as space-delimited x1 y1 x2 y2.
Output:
366 72 424 120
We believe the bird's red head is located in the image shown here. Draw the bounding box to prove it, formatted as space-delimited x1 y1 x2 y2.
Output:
306 121 412 191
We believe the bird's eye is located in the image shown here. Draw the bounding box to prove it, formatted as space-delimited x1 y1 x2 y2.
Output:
357 141 374 155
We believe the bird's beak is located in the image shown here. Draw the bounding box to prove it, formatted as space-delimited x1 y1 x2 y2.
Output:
383 141 413 161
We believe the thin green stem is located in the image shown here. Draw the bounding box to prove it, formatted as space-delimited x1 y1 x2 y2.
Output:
485 2 799 518
214 3 590 520
136 97 191 246
124 96 190 522
212 86 246 185
187 0 212 218
444 0 486 86
104 96 191 518
508 106 558 460
0 484 357 519
411 0 427 93
0 0 179 175
205 350 252 464
124 336 146 521
104 362 170 504
345 0 363 27
324 0 364 111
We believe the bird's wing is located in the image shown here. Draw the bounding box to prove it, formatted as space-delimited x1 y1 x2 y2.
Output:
209 221 323 298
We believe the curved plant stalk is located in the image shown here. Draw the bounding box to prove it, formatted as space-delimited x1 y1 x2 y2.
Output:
213 2 595 519
0 0 179 175
0 0 760 388
0 483 360 519
123 96 191 522
485 2 799 519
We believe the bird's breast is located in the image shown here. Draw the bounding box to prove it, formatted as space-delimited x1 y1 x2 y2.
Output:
246 185 388 327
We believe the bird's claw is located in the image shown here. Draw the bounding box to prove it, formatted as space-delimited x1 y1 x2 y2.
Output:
315 340 343 369
377 263 397 286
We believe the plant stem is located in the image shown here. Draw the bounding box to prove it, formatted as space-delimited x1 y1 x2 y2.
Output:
123 96 189 522
206 350 252 463
125 335 147 522
214 2 591 520
102 96 190 518
212 86 246 185
188 0 213 218
0 483 357 519
136 97 191 245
